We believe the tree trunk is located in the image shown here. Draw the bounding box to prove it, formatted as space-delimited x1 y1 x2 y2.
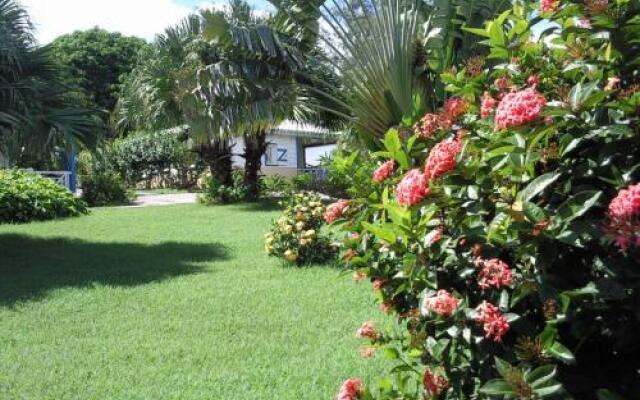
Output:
243 130 267 201
194 137 233 202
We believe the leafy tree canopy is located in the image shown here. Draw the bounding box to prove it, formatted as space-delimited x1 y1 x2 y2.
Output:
50 28 149 113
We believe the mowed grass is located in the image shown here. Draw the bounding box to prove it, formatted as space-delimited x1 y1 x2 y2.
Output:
0 203 390 400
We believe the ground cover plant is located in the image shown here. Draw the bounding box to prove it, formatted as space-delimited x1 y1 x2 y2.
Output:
0 169 87 223
331 0 640 399
0 203 390 399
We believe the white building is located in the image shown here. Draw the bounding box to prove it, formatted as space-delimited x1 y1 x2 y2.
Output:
231 120 338 177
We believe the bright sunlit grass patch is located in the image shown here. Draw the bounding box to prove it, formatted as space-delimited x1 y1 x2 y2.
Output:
0 203 390 399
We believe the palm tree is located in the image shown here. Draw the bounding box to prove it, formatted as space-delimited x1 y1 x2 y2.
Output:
0 0 98 167
196 0 332 199
314 0 510 142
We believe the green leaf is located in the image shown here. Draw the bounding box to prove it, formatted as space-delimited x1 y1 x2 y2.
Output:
534 382 563 397
547 342 575 364
526 365 557 387
362 222 397 243
556 191 603 223
494 357 512 378
517 172 561 202
479 379 514 395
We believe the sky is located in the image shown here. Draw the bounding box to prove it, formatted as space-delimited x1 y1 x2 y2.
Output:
19 0 273 44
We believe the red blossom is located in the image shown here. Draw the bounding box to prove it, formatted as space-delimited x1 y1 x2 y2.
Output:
337 378 363 400
527 74 540 87
605 183 640 252
423 369 449 398
372 278 388 291
540 0 560 13
425 228 443 246
325 199 350 224
424 138 462 181
372 160 396 183
396 169 430 207
442 97 468 121
475 301 510 342
495 87 546 131
415 113 441 138
494 76 511 92
422 290 460 317
356 320 378 341
477 258 513 290
576 16 592 28
481 92 498 118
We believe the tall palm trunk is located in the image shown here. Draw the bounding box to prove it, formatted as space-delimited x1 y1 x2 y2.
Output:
243 130 267 200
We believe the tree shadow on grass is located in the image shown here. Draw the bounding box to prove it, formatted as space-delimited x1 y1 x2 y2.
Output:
0 234 230 307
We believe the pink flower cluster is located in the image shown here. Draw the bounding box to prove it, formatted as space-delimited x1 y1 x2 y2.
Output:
422 290 460 317
494 76 511 92
356 320 378 341
475 301 510 342
606 183 640 252
481 92 498 118
325 199 350 224
494 87 546 131
477 258 513 290
396 169 430 206
540 0 560 13
414 97 468 138
423 369 449 398
424 138 462 181
337 378 363 400
586 0 608 13
372 160 395 183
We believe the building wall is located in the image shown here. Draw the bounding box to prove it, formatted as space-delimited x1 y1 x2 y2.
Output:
231 134 299 175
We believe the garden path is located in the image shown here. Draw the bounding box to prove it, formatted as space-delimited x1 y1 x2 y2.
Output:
130 192 197 207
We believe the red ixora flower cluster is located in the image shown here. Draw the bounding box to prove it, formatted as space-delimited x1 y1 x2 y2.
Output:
421 290 461 317
424 137 463 181
423 369 449 398
477 258 513 290
475 301 510 342
325 199 350 224
494 87 546 131
372 160 395 183
605 183 640 252
481 92 499 118
356 320 378 341
396 169 430 206
337 378 363 400
414 97 468 138
540 0 560 13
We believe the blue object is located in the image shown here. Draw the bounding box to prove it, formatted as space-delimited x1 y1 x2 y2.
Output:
65 143 77 193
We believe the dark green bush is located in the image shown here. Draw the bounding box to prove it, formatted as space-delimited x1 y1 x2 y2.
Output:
0 169 87 223
81 170 130 206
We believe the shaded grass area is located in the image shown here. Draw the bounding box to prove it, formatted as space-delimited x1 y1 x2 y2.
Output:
0 204 389 400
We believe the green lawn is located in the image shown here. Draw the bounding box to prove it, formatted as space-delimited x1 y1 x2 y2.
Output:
0 203 389 400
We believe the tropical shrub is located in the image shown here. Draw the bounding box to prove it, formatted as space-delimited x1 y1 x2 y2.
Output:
261 174 294 195
81 171 130 206
199 170 250 204
0 169 87 223
264 192 335 265
111 127 194 187
333 1 640 399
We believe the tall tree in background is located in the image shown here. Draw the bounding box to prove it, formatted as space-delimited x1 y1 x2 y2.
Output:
197 0 333 199
50 28 148 118
0 0 98 168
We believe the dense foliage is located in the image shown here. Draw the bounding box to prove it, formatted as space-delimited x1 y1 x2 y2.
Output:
332 1 640 399
0 0 98 164
0 169 87 223
111 127 193 186
81 170 129 207
265 192 335 265
198 170 250 204
50 28 148 114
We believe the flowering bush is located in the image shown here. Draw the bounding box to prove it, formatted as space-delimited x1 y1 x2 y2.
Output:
264 192 334 265
334 1 640 399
